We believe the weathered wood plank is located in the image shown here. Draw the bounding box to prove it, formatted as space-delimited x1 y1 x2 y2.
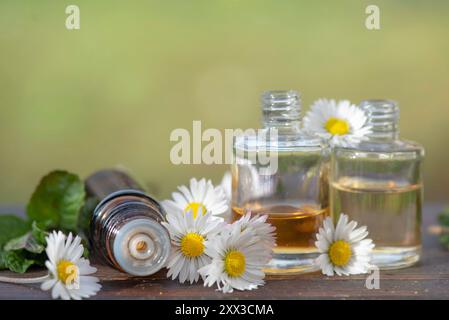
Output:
0 203 447 299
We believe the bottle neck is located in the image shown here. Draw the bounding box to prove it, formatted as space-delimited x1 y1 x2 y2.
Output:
261 90 301 132
360 99 400 141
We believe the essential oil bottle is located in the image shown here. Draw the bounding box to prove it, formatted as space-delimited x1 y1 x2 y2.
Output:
231 90 329 274
86 169 171 276
330 100 424 269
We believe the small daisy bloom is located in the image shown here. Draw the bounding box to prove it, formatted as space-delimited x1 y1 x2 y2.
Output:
220 171 232 202
162 178 228 221
230 213 276 253
162 210 223 284
315 214 375 276
199 222 272 293
41 231 101 300
303 99 372 146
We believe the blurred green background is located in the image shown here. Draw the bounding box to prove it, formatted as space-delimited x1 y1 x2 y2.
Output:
0 0 448 203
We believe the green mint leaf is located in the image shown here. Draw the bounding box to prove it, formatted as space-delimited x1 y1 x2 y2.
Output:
4 233 33 252
0 251 35 273
439 233 449 249
0 215 30 249
0 251 7 269
438 207 449 227
26 170 85 232
78 196 99 235
31 221 48 246
4 231 45 254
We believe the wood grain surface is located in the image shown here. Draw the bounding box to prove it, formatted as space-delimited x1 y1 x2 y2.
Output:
0 203 447 300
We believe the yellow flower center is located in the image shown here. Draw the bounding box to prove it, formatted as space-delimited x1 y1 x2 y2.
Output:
184 202 207 218
180 233 205 258
329 240 352 267
56 260 78 285
325 117 350 135
224 250 246 277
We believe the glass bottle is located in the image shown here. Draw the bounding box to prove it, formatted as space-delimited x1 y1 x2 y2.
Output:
330 100 424 269
85 169 171 276
231 90 329 274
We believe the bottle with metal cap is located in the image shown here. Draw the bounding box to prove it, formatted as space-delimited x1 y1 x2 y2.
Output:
85 169 171 276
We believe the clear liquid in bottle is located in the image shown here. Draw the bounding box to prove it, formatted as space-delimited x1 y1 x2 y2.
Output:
330 100 424 269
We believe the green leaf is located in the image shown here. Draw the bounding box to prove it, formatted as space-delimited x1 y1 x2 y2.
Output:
4 233 38 253
78 196 99 234
26 170 85 232
0 251 35 273
439 233 449 249
438 207 449 227
0 252 6 269
31 221 48 246
0 215 30 249
437 207 449 250
4 231 46 254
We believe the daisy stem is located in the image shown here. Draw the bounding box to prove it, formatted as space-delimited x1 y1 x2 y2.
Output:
0 273 50 284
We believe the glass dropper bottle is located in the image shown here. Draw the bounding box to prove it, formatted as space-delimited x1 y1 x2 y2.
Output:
85 169 171 276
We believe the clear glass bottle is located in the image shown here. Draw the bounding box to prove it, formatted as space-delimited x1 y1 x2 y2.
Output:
231 90 329 274
330 100 424 269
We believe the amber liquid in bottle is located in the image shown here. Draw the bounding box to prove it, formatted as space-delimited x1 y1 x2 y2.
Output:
232 203 328 253
231 91 329 274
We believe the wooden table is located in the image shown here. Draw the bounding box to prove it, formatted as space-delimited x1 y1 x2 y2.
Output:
0 203 448 300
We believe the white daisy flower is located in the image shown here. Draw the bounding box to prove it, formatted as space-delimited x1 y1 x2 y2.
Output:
199 222 272 293
303 99 372 146
162 210 223 284
220 171 232 202
230 213 276 254
315 214 375 276
41 231 101 300
162 178 228 221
